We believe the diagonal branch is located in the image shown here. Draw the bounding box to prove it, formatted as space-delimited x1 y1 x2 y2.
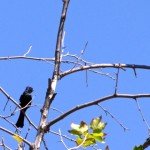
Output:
97 104 128 131
47 93 150 127
0 126 31 147
135 100 150 133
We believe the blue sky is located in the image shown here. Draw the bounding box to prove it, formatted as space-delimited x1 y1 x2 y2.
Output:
0 0 150 149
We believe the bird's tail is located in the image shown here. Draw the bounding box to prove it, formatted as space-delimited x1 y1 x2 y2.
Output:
16 111 25 128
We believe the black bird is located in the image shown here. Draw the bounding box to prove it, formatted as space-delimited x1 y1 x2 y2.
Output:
16 86 33 128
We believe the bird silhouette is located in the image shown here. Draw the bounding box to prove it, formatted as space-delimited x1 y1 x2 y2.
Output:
16 86 33 128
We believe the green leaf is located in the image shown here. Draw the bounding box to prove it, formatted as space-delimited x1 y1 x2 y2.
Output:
68 129 82 136
76 136 96 147
79 121 88 133
68 121 88 136
92 132 106 143
133 145 144 150
90 117 106 132
69 118 107 148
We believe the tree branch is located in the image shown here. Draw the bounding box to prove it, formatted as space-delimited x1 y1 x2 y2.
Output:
47 93 150 127
0 56 55 62
33 0 70 149
60 63 150 78
0 126 31 147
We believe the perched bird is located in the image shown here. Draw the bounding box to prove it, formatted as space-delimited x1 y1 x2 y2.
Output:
16 86 33 128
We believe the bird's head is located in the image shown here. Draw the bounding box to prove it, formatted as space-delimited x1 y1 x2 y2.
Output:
25 86 33 94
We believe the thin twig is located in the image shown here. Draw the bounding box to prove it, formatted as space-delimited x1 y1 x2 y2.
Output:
62 51 93 65
24 125 31 140
114 67 120 94
97 104 128 131
0 87 19 107
3 99 9 111
42 138 49 150
133 66 137 77
0 138 12 150
23 45 32 56
85 63 88 87
69 133 88 150
135 99 150 134
81 41 88 54
0 114 19 129
50 130 75 142
59 129 69 150
68 41 88 72
50 107 63 114
89 69 115 80
59 129 87 150
2 103 39 119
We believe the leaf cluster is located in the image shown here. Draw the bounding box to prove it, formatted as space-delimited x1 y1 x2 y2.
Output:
68 116 107 147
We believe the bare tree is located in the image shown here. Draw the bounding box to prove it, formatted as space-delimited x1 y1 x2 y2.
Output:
0 1 150 150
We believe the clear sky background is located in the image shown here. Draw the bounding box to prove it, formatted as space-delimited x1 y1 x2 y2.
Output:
0 0 150 150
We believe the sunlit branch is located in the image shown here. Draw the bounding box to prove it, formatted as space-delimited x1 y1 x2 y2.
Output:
0 56 55 62
33 0 70 148
60 63 150 78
